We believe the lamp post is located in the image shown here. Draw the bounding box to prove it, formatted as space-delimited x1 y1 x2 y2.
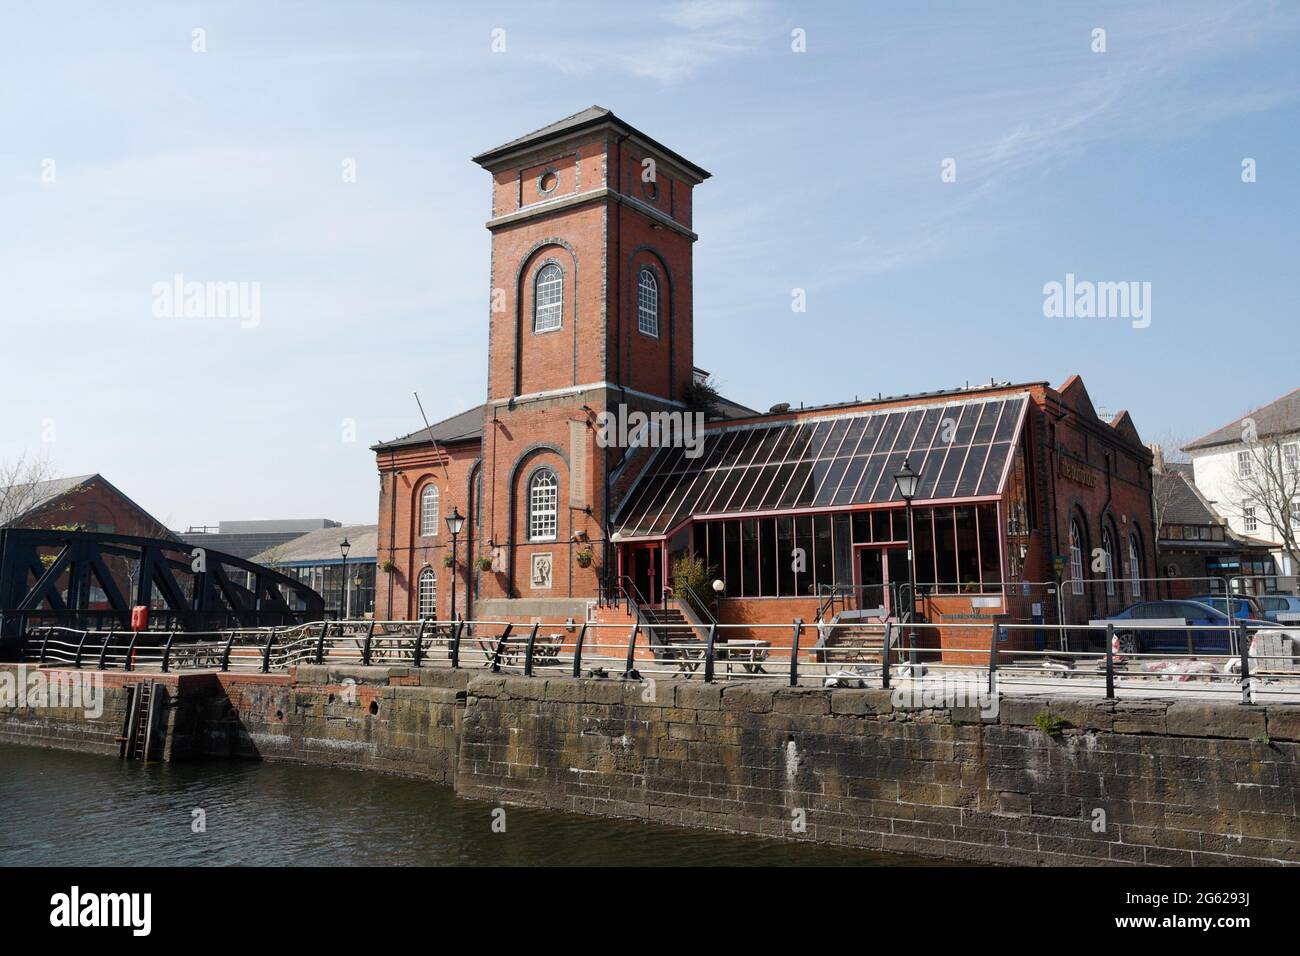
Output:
711 578 725 622
893 459 921 670
339 537 351 620
445 506 465 622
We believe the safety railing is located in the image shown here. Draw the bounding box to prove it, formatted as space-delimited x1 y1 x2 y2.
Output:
19 615 1300 703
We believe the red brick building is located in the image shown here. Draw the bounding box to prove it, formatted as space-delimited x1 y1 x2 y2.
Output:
0 474 173 540
373 108 1157 658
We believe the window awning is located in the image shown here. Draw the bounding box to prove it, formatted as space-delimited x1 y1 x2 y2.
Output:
613 393 1029 538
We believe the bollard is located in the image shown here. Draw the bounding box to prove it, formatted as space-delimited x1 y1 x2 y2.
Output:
161 630 176 673
523 622 540 677
1104 623 1116 700
703 623 718 683
571 622 588 677
789 619 803 687
221 632 236 672
362 620 375 666
881 622 893 690
1238 621 1252 705
412 618 427 668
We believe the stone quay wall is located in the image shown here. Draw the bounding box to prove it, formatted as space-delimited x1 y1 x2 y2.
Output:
3 662 1300 865
456 678 1300 865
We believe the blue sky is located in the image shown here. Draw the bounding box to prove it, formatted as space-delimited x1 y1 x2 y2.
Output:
2 0 1297 528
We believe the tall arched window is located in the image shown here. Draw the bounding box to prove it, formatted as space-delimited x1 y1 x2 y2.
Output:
417 568 437 619
1128 533 1143 599
420 485 440 536
637 268 659 337
1101 527 1117 597
528 469 558 541
534 263 563 333
1069 520 1084 596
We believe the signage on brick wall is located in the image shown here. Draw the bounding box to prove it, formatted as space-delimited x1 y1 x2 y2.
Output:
1058 457 1099 488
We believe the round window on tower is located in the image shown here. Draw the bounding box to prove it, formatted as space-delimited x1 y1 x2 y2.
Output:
538 168 559 195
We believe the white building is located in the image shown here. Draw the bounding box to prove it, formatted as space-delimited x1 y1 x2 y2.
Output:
1184 388 1300 583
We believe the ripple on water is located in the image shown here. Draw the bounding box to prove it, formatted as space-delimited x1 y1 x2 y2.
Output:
0 744 945 867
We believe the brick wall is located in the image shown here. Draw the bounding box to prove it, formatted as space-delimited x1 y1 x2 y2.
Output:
15 476 173 540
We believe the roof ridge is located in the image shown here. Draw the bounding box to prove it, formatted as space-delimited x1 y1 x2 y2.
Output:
512 105 608 142
1186 385 1300 449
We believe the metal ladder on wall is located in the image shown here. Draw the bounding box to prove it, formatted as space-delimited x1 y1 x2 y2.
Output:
119 680 161 761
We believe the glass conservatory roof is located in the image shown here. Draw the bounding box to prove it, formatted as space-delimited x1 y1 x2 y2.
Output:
613 393 1028 538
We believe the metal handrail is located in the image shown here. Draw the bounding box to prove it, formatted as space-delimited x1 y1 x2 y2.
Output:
670 581 717 629
17 616 1300 705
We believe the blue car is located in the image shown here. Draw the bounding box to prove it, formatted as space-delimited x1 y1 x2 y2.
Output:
1255 595 1300 623
1187 594 1266 621
1104 600 1270 656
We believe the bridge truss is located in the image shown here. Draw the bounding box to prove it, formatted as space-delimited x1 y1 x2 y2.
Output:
0 527 324 656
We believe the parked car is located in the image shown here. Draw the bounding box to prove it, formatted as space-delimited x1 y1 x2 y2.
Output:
1186 594 1267 621
1102 599 1273 656
1254 594 1300 623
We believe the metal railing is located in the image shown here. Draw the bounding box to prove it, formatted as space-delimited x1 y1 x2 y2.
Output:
19 613 1300 704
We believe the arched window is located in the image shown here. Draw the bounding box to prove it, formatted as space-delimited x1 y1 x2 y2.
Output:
637 268 659 337
420 485 440 536
528 469 558 541
417 568 437 620
1128 533 1143 599
1069 520 1084 596
534 263 563 333
1101 527 1117 597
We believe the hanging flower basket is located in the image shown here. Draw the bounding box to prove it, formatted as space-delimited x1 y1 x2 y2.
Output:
476 555 495 572
575 549 595 568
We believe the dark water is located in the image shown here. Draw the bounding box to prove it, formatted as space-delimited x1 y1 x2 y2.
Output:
0 745 936 866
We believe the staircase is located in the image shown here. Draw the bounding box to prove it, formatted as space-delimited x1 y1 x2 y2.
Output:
815 620 890 664
642 607 703 650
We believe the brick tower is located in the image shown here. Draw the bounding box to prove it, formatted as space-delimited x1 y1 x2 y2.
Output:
471 107 710 612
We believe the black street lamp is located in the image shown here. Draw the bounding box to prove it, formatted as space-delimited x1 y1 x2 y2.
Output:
445 506 465 622
893 459 921 669
339 537 351 619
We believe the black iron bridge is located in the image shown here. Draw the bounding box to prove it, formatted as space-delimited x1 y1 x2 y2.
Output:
0 527 324 659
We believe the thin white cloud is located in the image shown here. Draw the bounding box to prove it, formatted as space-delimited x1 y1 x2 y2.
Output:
821 0 1300 284
524 0 770 85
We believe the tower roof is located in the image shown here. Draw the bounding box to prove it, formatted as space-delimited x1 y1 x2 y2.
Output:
472 105 711 181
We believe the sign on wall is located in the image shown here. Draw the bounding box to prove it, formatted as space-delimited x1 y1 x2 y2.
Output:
1058 457 1099 488
530 553 553 590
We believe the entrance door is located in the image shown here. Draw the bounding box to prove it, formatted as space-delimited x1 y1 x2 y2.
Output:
856 546 904 617
629 545 662 607
857 547 884 614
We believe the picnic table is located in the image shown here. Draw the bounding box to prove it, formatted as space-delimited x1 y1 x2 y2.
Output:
718 639 771 675
478 630 566 669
